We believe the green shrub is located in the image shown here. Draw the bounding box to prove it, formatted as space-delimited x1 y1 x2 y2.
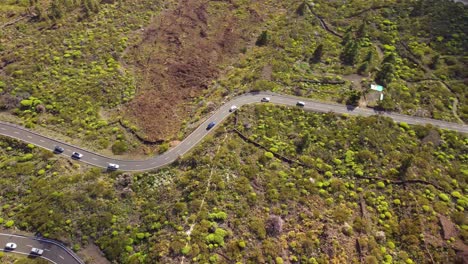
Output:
399 122 410 130
238 240 246 249
111 141 128 155
19 153 34 162
205 228 228 246
4 220 14 228
181 245 191 255
208 212 227 222
264 151 274 159
438 193 450 202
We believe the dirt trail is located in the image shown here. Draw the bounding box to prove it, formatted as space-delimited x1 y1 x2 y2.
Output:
122 0 267 141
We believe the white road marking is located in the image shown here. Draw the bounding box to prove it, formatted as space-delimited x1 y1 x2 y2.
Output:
39 139 45 142
0 127 6 130
164 156 169 160
26 245 32 247
27 135 32 139
59 255 64 260
14 131 19 134
92 158 98 160
44 248 51 251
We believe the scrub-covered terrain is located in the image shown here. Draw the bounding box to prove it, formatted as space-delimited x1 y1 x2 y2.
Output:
1 0 466 155
0 106 467 263
0 0 467 263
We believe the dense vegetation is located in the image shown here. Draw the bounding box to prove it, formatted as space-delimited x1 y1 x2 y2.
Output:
0 105 466 263
1 0 159 154
0 0 466 263
214 0 467 121
1 0 466 156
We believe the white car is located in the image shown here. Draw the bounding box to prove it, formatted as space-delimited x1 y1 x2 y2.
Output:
229 105 238 112
296 101 305 107
107 163 120 170
31 247 44 255
71 152 83 159
5 242 17 249
261 97 270 102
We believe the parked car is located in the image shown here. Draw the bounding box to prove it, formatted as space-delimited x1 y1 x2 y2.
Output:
261 97 270 102
5 243 17 250
31 248 44 255
229 105 238 112
71 152 83 159
296 101 305 107
54 146 64 154
206 122 216 130
107 163 120 171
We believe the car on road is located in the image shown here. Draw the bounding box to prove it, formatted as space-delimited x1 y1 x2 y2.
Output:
5 242 17 250
31 248 44 255
296 101 305 107
54 146 64 154
107 163 120 171
229 105 238 112
71 152 83 159
206 121 216 130
261 97 270 102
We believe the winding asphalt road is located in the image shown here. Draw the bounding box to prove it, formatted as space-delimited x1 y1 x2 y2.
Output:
0 91 467 172
0 233 84 264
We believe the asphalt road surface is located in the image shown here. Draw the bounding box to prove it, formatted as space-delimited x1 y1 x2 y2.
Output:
0 91 467 172
0 233 83 264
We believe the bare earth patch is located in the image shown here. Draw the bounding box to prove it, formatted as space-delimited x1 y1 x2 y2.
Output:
123 0 268 141
78 243 111 264
439 214 458 240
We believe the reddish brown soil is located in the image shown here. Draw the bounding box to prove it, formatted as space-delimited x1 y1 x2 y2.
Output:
123 0 266 141
439 214 458 240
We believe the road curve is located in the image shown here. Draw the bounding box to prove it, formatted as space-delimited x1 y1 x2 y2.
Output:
0 91 467 172
0 233 84 264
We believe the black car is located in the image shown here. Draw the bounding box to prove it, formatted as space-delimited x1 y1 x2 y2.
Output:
54 146 64 154
206 121 216 130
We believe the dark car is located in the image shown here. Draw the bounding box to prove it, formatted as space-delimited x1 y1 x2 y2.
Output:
54 146 64 154
71 152 83 159
206 122 216 130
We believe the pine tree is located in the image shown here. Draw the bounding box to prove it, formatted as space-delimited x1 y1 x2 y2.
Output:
341 26 354 45
49 0 63 20
376 63 395 86
310 44 324 64
356 22 367 38
255 31 269 46
341 41 359 65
